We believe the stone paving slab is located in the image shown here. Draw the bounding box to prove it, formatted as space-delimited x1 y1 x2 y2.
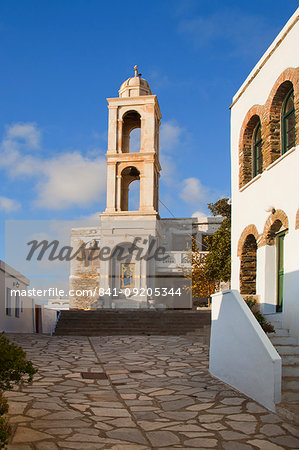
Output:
3 334 299 449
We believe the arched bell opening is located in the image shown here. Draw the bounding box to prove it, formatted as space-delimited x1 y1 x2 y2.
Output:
122 111 141 153
120 166 140 211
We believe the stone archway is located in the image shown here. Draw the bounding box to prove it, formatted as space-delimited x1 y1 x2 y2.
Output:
261 209 289 246
240 234 258 295
237 224 260 257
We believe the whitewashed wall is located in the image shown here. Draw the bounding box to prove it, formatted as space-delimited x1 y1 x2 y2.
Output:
230 9 299 337
210 290 281 411
0 260 58 334
0 260 35 333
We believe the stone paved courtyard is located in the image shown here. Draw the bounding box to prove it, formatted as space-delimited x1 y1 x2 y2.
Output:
4 334 299 449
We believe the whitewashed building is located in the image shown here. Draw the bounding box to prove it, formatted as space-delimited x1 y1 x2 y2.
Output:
230 9 299 338
0 260 35 333
0 260 57 334
210 9 299 413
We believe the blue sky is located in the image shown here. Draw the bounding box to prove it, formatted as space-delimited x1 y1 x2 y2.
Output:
0 0 298 260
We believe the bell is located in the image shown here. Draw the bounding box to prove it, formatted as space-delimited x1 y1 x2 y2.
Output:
129 167 140 177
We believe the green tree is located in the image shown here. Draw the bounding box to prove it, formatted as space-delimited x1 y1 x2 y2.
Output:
204 197 231 284
185 239 216 301
186 198 231 302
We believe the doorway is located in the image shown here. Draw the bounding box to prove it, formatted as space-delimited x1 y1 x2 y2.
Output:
276 231 285 312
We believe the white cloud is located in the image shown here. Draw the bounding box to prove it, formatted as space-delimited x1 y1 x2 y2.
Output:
0 122 107 211
159 121 184 187
160 120 182 151
6 122 41 149
180 177 207 205
0 123 42 175
0 196 20 212
160 154 177 187
79 212 100 222
192 210 207 218
35 152 106 209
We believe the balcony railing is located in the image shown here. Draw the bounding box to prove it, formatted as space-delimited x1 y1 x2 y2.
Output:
156 251 208 269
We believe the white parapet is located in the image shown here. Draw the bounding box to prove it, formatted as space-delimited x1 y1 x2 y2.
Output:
209 289 281 411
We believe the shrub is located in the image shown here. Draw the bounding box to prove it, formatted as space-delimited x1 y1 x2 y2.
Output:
0 405 10 449
0 396 8 417
244 298 275 333
0 334 37 449
0 394 9 449
0 333 36 391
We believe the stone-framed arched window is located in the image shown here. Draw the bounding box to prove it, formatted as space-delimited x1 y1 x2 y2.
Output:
268 80 294 161
253 121 263 177
281 88 296 154
240 234 258 295
237 224 260 257
239 111 263 188
263 68 299 166
239 68 299 190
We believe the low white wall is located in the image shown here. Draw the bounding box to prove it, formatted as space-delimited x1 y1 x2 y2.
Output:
210 290 281 411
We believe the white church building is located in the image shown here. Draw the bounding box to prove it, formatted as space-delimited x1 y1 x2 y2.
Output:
210 9 299 414
230 9 299 338
69 67 222 310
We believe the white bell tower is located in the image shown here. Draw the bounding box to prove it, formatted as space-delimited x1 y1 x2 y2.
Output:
102 66 162 217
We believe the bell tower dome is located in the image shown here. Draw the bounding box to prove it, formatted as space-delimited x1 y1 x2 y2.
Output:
102 66 162 217
119 65 152 97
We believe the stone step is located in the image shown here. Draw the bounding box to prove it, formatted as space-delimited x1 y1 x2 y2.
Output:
282 365 299 377
276 402 299 426
269 335 298 345
58 312 210 316
54 330 205 336
53 327 210 335
281 390 299 403
57 319 210 324
55 324 208 330
264 313 283 328
282 377 299 391
61 308 211 317
55 320 207 324
56 323 209 329
268 329 290 337
56 321 207 326
55 328 207 334
54 310 211 336
282 354 299 365
275 344 299 355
